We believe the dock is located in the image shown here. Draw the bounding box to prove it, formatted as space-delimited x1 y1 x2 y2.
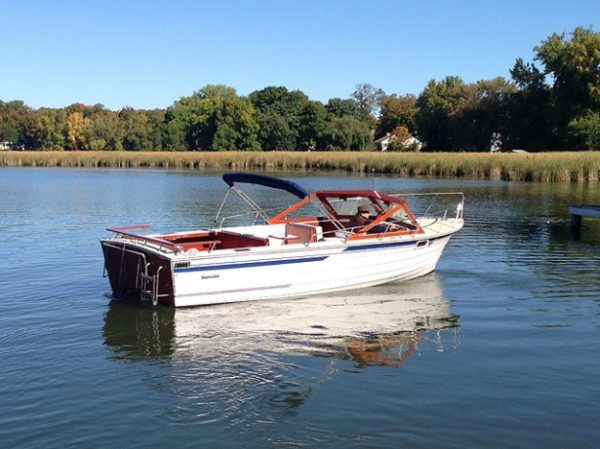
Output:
569 205 600 234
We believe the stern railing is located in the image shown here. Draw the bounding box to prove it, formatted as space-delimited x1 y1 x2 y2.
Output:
106 225 183 253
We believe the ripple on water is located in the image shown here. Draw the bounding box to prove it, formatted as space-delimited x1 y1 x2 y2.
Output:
2 170 600 448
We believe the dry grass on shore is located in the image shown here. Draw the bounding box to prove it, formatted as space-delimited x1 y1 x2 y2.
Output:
1 150 599 182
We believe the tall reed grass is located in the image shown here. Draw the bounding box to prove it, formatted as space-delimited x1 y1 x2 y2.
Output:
1 150 599 182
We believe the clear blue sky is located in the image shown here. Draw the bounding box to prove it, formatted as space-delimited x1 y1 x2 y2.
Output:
1 0 597 110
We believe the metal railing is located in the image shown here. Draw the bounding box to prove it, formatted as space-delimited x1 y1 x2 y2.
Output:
106 226 183 253
389 192 465 220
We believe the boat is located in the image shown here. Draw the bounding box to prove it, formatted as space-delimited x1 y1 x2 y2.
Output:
101 172 464 307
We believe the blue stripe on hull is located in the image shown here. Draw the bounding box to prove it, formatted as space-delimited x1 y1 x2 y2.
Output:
344 241 415 251
175 255 328 273
343 236 443 251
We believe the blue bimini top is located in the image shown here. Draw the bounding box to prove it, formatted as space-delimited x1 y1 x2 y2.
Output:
222 172 308 199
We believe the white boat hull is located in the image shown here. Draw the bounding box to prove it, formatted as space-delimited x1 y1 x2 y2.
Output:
172 234 452 307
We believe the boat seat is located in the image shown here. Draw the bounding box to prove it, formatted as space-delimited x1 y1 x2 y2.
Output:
284 223 318 245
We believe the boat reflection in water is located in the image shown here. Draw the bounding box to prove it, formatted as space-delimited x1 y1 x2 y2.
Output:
103 274 459 369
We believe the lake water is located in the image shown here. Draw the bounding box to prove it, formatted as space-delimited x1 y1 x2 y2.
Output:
1 168 599 449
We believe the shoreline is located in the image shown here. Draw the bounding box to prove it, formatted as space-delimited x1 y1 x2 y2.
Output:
1 150 599 182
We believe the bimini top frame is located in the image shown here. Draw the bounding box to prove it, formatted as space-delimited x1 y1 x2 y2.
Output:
215 172 312 227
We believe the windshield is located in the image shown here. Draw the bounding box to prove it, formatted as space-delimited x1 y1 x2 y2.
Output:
327 197 370 216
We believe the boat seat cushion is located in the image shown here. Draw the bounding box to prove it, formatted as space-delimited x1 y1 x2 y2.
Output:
284 223 318 244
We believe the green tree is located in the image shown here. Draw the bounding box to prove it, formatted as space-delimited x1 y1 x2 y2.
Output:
0 100 30 144
179 93 218 150
249 86 308 116
568 111 600 150
325 98 359 118
511 27 600 149
212 97 260 151
118 107 165 151
163 114 187 150
537 28 600 113
146 109 167 150
24 108 68 149
249 86 308 150
254 111 296 150
165 85 259 151
324 95 374 150
509 58 553 149
460 78 516 150
416 76 468 150
376 94 418 138
320 116 373 151
165 85 226 150
298 100 327 150
84 106 124 150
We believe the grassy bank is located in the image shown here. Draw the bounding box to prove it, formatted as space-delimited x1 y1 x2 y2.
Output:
1 150 599 182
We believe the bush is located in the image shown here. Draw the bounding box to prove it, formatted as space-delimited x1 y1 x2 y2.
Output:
569 112 600 150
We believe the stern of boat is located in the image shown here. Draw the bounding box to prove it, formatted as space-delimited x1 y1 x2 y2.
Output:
101 239 175 307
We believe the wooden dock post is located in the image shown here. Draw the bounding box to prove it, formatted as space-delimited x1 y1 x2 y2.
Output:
569 205 600 234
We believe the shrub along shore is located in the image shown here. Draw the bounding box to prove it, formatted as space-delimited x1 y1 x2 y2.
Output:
1 150 599 182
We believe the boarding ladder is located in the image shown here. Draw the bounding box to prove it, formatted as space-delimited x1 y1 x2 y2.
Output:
138 264 167 306
108 242 166 306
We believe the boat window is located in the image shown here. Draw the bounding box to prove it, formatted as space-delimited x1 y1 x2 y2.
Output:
390 208 412 222
328 197 368 216
388 207 418 229
282 201 323 221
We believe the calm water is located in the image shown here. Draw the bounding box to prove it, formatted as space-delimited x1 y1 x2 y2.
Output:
1 168 599 449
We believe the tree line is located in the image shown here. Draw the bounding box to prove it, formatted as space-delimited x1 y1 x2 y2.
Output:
1 27 599 152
